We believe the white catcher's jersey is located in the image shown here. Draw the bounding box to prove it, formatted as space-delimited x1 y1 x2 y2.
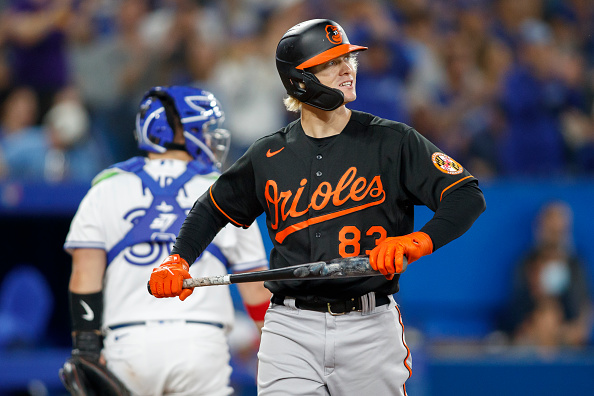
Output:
64 157 268 331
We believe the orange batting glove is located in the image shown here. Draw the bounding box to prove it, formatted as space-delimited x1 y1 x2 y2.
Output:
369 232 433 280
149 254 194 301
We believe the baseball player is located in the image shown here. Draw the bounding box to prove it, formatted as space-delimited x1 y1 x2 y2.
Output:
63 86 272 396
149 19 486 395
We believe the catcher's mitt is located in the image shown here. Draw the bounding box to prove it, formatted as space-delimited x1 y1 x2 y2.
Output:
59 355 130 396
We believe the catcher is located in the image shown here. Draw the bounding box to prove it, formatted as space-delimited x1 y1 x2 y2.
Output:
60 85 271 395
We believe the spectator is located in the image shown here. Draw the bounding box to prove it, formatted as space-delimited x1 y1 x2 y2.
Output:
343 1 412 123
208 6 301 165
69 0 154 162
563 105 594 174
497 19 587 176
140 0 226 86
1 0 74 122
349 36 411 124
505 201 593 350
0 86 104 182
0 86 45 180
467 37 514 178
40 87 105 182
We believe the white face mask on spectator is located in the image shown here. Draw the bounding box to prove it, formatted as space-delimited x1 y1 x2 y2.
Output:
43 101 90 148
540 260 570 296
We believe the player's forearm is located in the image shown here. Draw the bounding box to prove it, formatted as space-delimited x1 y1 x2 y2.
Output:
237 272 272 331
419 181 486 251
171 197 229 264
69 248 106 293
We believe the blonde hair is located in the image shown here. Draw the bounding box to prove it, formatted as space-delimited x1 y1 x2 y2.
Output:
283 95 302 113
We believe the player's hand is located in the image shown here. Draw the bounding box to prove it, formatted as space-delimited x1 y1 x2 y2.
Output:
369 232 433 280
148 254 194 301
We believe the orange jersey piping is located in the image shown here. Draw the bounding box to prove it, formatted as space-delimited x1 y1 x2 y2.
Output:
440 175 473 202
209 186 249 228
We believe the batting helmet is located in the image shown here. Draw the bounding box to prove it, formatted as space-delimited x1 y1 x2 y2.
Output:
276 19 367 111
135 86 230 169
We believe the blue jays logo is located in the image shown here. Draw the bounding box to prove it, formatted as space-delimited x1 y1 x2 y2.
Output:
119 199 187 266
149 201 179 241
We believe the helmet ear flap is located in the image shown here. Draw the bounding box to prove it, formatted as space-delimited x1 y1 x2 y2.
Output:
281 66 344 111
299 71 344 111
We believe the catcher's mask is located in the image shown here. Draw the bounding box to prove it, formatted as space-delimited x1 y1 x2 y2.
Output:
59 355 131 396
135 86 230 169
275 19 367 111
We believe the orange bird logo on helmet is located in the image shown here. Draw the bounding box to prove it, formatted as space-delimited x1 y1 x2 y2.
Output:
325 25 342 44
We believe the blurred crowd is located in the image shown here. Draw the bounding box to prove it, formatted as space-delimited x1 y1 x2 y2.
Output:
0 0 594 184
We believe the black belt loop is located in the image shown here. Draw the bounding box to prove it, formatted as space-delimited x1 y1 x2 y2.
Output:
107 320 224 331
272 294 390 315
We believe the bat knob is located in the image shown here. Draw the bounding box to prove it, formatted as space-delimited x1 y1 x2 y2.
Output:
147 281 153 295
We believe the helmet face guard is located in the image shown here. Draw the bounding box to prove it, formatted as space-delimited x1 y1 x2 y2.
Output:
135 86 230 169
276 19 367 111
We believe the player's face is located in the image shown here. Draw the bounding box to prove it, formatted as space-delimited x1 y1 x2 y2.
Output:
310 53 358 104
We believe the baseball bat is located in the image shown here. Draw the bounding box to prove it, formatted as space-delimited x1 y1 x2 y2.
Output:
147 255 406 294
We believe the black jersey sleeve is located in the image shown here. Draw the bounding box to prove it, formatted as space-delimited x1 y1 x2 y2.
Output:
208 145 264 227
419 181 486 251
400 127 477 210
171 196 229 264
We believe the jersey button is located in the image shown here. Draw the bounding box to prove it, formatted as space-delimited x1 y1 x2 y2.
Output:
316 154 322 160
316 171 322 177
315 232 321 238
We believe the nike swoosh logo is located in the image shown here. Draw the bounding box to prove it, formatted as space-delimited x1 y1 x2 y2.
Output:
80 300 94 321
266 147 285 157
115 333 129 341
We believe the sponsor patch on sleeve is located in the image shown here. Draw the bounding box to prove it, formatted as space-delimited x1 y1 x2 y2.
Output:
432 152 463 175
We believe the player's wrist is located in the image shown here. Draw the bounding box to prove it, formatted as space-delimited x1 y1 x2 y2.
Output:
69 291 103 360
72 331 103 360
69 291 103 332
161 254 190 270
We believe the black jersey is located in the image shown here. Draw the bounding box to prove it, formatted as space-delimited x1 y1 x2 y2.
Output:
208 110 476 301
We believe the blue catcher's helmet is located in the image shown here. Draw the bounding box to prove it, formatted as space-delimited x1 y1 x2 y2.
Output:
135 86 230 169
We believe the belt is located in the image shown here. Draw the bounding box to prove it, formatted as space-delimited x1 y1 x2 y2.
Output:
271 294 390 315
107 320 224 331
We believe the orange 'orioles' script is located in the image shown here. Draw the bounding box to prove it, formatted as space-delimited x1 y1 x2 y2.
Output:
265 167 385 243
